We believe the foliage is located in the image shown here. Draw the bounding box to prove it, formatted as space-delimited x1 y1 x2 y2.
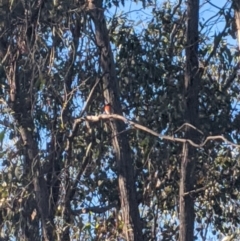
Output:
0 0 239 240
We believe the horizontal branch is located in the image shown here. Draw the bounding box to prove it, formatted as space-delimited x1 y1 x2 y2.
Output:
71 202 117 215
70 114 240 149
183 185 209 197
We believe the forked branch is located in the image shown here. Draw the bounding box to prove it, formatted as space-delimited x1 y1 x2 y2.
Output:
70 114 240 149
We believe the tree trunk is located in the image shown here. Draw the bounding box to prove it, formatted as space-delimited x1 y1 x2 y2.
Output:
233 0 240 50
179 0 199 241
86 1 143 240
6 47 55 241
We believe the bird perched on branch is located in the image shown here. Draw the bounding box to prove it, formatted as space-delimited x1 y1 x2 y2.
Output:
104 103 112 115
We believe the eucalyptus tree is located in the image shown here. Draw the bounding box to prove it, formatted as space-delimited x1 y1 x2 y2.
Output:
0 0 240 241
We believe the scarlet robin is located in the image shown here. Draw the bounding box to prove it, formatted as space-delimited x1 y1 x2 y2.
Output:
104 103 112 114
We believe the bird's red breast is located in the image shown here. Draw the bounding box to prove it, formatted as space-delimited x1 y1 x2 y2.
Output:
104 103 111 114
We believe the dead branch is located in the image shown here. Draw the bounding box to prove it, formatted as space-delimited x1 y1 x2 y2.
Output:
71 114 240 149
174 123 204 135
183 185 209 197
71 202 117 215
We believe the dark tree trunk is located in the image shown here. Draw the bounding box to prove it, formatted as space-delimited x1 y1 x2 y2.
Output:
179 0 200 241
9 76 55 241
86 0 143 240
5 20 57 241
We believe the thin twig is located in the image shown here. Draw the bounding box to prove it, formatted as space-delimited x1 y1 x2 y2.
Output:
183 185 209 197
79 77 101 118
71 202 117 215
174 123 204 135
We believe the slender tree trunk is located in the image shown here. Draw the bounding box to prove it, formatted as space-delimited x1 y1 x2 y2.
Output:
9 87 55 241
6 30 56 241
179 0 199 241
86 1 143 240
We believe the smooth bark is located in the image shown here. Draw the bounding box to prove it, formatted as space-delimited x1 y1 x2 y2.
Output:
179 0 200 240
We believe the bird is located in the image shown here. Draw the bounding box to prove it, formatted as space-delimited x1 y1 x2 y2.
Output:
104 103 112 115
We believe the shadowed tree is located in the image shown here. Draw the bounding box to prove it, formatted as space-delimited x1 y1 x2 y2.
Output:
179 0 200 241
0 0 240 241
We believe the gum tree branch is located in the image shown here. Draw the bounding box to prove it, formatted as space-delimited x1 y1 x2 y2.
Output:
68 114 240 149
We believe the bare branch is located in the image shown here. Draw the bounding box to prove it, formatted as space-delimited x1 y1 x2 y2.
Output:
174 123 204 135
72 114 240 149
79 77 101 118
71 202 117 215
183 185 209 197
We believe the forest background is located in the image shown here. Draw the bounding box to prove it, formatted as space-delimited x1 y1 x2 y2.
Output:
0 0 240 241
